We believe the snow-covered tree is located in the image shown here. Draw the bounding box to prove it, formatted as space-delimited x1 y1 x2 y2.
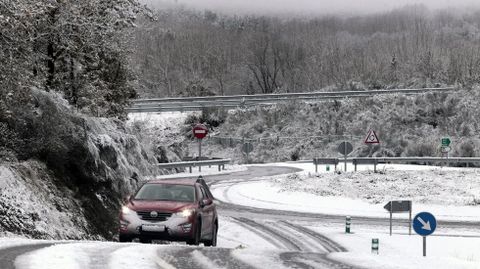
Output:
1 0 147 117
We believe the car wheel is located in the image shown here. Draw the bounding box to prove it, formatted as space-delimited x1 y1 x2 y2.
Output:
187 221 201 246
139 237 152 244
119 235 132 243
204 222 217 247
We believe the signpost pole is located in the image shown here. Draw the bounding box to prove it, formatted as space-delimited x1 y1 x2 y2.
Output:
344 141 347 172
413 212 436 257
192 124 208 172
390 202 393 236
409 207 412 235
423 236 426 257
198 138 202 172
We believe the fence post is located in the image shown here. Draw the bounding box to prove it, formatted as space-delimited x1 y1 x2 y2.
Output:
345 216 351 233
315 159 318 173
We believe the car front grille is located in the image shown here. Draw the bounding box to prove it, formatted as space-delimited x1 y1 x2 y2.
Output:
137 211 172 221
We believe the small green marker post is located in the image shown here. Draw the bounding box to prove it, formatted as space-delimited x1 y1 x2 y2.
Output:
326 165 330 172
345 216 351 233
372 238 379 254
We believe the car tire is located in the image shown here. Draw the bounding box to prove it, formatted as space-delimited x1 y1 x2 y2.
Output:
204 222 217 247
119 235 132 243
139 237 152 244
187 221 201 246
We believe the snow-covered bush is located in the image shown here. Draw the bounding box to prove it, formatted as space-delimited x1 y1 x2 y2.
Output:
0 89 159 239
209 88 480 163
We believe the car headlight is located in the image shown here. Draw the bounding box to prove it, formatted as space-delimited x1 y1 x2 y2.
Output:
122 206 132 215
175 209 194 218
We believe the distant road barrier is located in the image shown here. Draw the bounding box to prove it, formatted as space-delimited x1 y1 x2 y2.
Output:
157 159 231 173
127 87 456 113
313 157 480 172
313 158 340 172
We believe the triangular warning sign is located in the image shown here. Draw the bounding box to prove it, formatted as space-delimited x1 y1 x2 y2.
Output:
364 130 380 144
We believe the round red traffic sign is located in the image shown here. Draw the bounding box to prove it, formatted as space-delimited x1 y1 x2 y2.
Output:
192 124 208 139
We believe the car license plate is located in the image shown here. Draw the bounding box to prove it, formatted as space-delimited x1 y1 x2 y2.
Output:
142 224 165 232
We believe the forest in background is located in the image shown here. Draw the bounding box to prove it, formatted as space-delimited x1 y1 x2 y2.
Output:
133 4 480 97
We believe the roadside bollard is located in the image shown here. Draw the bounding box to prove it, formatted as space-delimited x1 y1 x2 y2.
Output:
345 216 351 234
326 165 330 171
372 238 379 254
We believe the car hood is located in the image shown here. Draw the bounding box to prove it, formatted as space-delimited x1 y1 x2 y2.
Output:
128 200 194 213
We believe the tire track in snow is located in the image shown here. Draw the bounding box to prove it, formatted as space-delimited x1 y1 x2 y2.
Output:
86 244 129 269
232 218 360 269
192 247 256 269
230 217 286 249
280 252 357 269
157 246 255 269
232 217 302 251
278 221 347 252
157 247 204 269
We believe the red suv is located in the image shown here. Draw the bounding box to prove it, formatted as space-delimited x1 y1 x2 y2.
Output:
119 176 218 246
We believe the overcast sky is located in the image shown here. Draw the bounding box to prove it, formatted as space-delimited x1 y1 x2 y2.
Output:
146 0 480 16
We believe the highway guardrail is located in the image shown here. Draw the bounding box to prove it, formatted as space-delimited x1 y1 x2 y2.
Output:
157 159 231 173
313 157 480 172
127 88 456 113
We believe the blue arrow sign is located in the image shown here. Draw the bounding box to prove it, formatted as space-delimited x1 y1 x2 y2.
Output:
413 212 437 236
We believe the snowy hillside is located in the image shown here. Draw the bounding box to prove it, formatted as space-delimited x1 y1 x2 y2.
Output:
0 90 160 240
203 88 480 163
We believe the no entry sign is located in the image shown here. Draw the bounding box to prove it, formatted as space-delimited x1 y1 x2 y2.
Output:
193 124 208 139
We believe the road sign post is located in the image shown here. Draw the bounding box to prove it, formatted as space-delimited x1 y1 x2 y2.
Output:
338 142 353 171
413 212 437 257
193 124 209 172
242 142 254 164
364 130 380 144
441 137 451 147
441 145 451 167
423 236 427 257
199 139 202 172
384 200 412 236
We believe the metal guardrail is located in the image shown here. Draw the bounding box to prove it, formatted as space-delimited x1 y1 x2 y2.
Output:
127 87 456 113
313 157 480 172
157 159 231 173
313 158 340 172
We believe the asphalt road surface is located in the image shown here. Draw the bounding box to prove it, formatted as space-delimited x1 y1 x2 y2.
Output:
1 165 479 268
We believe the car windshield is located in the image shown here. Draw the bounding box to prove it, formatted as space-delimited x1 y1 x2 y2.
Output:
134 184 195 202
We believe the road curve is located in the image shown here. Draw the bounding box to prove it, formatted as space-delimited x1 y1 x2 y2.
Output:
207 166 480 230
3 164 478 268
0 244 54 269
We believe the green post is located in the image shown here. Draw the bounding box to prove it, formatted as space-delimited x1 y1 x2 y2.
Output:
326 165 330 171
372 238 379 254
345 216 351 234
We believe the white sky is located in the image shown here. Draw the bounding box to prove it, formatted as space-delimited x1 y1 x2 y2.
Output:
145 0 480 16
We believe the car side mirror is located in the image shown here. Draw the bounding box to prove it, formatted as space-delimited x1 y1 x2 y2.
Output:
124 195 132 203
200 198 213 208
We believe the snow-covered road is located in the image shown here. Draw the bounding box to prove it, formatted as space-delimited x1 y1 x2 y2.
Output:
2 165 359 269
2 164 480 269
